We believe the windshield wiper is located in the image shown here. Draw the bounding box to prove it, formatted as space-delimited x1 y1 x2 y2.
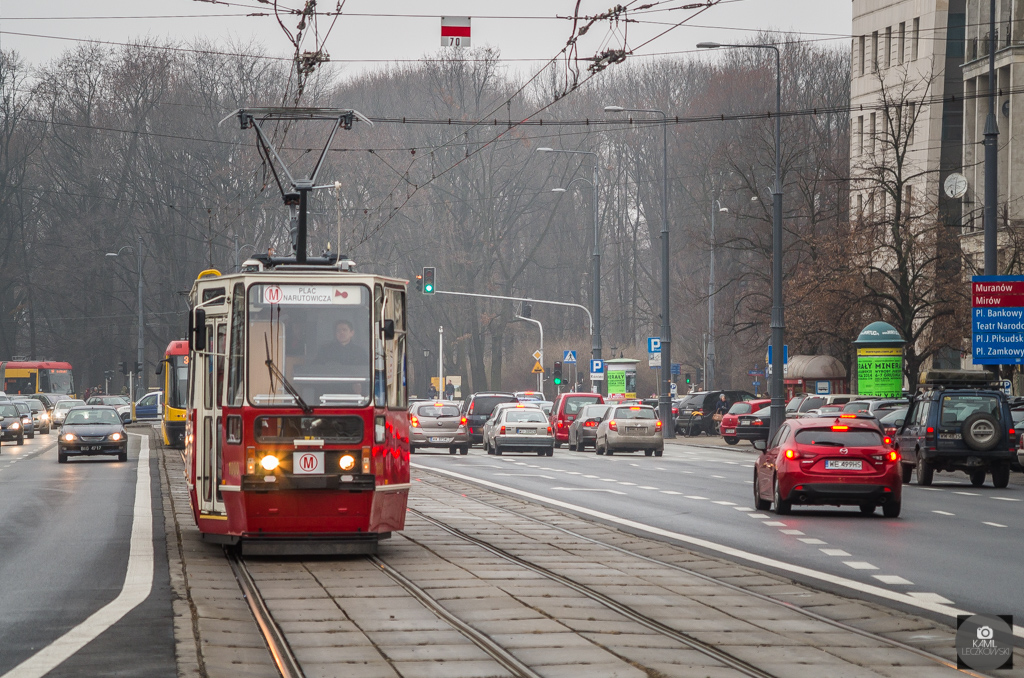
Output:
264 335 313 414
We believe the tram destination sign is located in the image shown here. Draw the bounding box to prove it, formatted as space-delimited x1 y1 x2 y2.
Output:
262 284 362 305
972 275 1024 364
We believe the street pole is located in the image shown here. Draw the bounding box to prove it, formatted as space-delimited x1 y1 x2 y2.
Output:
137 235 145 394
708 200 717 391
537 147 602 395
984 0 998 276
516 314 544 394
438 326 444 396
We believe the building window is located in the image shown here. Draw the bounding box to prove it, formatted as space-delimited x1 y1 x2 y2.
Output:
898 22 906 64
857 193 864 220
912 18 920 60
904 185 913 215
885 26 893 68
947 13 966 58
857 115 865 155
908 103 916 144
872 30 879 71
870 112 877 154
859 35 866 75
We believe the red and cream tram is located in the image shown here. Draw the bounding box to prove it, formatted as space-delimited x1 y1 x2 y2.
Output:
184 262 410 554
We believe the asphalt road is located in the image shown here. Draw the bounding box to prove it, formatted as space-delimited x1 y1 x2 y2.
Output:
411 439 1024 627
0 429 174 677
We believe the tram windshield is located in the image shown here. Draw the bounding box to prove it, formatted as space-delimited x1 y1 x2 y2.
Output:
167 355 189 410
247 283 372 408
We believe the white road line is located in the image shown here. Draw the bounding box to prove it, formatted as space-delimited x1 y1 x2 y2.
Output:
711 475 725 479
953 491 979 496
684 495 708 500
619 482 636 486
873 575 914 585
747 513 769 519
637 486 659 490
843 561 879 570
982 522 1007 528
779 529 805 536
820 549 851 557
992 497 1021 502
908 592 954 605
494 474 555 479
762 521 786 527
798 538 827 545
564 471 582 475
415 464 1013 638
550 487 625 495
733 507 754 512
712 501 736 506
2 435 152 678
583 475 599 478
932 510 955 516
661 491 682 495
916 487 944 491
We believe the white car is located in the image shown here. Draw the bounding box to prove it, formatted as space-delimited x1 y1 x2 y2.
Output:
482 402 542 453
50 399 86 427
484 406 554 456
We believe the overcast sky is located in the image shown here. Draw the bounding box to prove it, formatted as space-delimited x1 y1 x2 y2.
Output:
1 1 852 78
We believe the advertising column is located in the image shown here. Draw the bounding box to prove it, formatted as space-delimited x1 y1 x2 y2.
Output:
854 321 905 398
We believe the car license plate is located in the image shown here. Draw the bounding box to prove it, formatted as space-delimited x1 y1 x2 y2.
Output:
626 426 644 433
825 459 862 470
938 432 960 440
85 445 103 452
515 429 534 435
428 437 453 443
724 428 735 434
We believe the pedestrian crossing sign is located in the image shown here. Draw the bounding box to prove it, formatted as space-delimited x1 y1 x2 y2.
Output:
532 361 545 374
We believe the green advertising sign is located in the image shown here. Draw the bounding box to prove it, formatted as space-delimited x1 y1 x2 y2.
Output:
857 347 903 397
607 370 626 395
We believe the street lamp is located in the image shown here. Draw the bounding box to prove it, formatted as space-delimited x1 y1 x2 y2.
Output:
698 40 785 438
106 235 145 395
708 201 728 391
538 147 603 393
604 104 674 438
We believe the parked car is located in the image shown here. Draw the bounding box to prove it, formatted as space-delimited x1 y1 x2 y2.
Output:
841 399 907 418
408 400 468 455
753 416 902 517
675 390 755 436
57 405 128 463
595 404 664 456
878 407 908 439
86 395 133 423
484 406 554 456
462 392 519 445
897 370 1016 488
50 399 85 427
720 399 770 445
790 394 857 414
0 402 26 445
567 403 611 451
550 393 604 447
17 398 50 433
10 400 35 439
735 406 772 444
135 391 163 421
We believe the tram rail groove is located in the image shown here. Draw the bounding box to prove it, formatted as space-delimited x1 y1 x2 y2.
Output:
416 477 989 678
369 554 543 678
406 508 775 678
226 549 305 678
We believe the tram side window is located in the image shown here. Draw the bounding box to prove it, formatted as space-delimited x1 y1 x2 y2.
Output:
374 285 386 406
205 323 214 410
216 325 226 406
226 283 245 407
385 288 407 409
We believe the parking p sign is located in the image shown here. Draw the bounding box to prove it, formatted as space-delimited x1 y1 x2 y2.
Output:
590 359 605 382
647 337 661 353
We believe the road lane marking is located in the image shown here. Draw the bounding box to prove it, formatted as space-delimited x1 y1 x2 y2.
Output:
748 513 769 519
763 521 786 526
733 507 754 512
619 482 636 486
661 491 682 495
843 561 879 570
414 464 1012 637
916 487 943 491
550 487 625 495
982 522 1007 528
711 475 725 479
953 491 979 496
909 592 954 605
820 549 851 557
873 575 914 585
2 434 153 678
712 501 736 506
494 474 554 479
932 510 955 516
992 497 1021 501
583 475 599 478
779 529 805 536
638 486 659 490
798 538 827 544
684 495 708 500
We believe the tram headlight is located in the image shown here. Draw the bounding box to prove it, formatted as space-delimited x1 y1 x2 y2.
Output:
259 455 279 471
339 454 356 471
64 433 76 442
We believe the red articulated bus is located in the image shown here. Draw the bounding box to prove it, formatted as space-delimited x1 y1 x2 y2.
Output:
184 262 410 555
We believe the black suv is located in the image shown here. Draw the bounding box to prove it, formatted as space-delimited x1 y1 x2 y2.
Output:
675 390 755 436
897 370 1016 488
462 392 519 445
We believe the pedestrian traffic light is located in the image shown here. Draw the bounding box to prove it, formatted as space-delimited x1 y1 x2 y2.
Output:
685 373 692 385
422 267 435 294
553 361 562 385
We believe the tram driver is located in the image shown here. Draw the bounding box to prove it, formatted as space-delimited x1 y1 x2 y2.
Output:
297 316 370 401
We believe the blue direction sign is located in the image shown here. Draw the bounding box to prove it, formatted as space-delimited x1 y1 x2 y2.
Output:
767 345 788 364
972 276 1024 365
647 337 661 353
752 381 762 387
748 369 765 376
671 363 681 375
563 350 577 363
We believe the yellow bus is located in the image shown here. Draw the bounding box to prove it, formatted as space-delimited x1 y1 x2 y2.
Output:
158 341 189 448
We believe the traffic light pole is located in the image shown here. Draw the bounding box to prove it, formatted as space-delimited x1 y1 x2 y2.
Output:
516 314 544 393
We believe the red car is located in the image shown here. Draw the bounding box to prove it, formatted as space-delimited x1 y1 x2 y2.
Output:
550 393 604 447
753 416 902 517
720 398 770 445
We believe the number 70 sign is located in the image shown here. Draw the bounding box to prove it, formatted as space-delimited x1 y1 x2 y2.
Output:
441 17 471 47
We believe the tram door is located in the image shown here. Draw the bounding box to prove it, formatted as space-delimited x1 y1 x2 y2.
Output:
197 317 227 515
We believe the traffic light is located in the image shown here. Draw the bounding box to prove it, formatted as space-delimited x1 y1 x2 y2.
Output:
695 367 703 383
119 361 127 376
135 362 142 374
553 361 563 385
422 267 435 294
685 373 692 385
414 274 423 291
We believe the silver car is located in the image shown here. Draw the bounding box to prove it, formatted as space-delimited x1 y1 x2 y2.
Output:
50 399 86 427
595 405 664 456
485 406 554 456
567 403 610 451
483 402 542 453
409 401 468 454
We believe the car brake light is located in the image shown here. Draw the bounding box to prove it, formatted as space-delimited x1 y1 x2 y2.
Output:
609 420 618 431
883 436 892 446
784 449 799 459
516 404 525 408
410 415 419 427
672 407 678 415
839 414 857 418
500 425 506 434
547 426 552 434
752 419 763 426
469 403 474 413
584 420 597 428
460 416 467 425
926 426 934 441
888 450 898 462
557 420 564 428
831 425 849 431
1010 428 1016 437
629 406 641 410
655 420 662 431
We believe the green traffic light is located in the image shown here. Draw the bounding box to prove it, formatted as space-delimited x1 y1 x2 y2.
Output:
553 377 561 385
424 284 434 292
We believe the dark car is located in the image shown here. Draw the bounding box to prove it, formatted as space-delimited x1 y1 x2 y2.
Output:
58 405 128 463
0 402 26 445
10 400 35 439
897 370 1016 488
735 406 772 444
567 403 611 451
462 392 519 445
675 390 756 436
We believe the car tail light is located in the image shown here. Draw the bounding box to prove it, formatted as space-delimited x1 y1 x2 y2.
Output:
557 420 565 428
831 425 849 431
547 426 553 434
500 425 506 434
655 420 663 432
888 450 899 462
884 426 896 436
410 415 419 428
469 403 475 413
926 426 934 441
629 406 641 410
1010 428 1016 437
584 420 597 428
460 416 467 426
609 420 618 431
784 449 799 459
672 407 678 415
883 436 892 446
752 418 763 426
839 414 857 419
